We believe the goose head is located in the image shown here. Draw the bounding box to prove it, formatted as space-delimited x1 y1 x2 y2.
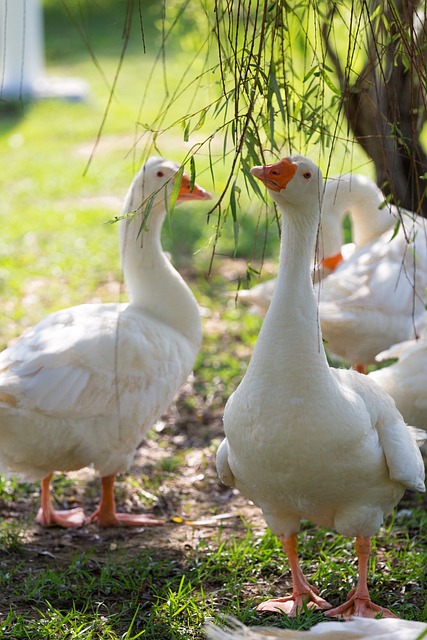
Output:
119 157 211 306
124 156 211 216
250 155 323 217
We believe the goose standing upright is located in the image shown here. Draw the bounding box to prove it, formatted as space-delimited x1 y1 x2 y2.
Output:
217 155 425 618
0 157 211 528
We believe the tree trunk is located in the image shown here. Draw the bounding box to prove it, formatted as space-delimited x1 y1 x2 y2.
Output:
325 0 427 216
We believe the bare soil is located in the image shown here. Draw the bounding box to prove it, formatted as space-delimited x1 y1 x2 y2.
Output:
0 387 266 609
0 261 425 624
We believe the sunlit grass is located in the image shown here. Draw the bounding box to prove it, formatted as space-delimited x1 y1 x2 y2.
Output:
1 4 426 639
1 516 426 639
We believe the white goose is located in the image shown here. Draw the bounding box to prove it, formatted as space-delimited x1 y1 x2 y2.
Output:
317 192 427 373
206 617 427 640
0 157 211 528
217 155 425 618
233 173 396 316
368 316 427 432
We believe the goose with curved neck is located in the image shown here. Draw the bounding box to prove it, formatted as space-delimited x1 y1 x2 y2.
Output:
318 181 427 373
0 156 210 528
119 160 202 340
217 155 425 619
232 172 395 315
325 172 396 246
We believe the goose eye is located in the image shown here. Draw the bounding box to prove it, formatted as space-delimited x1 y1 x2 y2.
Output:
156 170 165 178
303 172 312 180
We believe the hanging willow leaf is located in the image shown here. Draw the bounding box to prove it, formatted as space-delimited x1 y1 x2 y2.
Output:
269 72 288 124
387 218 401 243
137 194 156 240
182 118 191 142
322 68 341 96
194 106 208 131
208 139 216 189
168 165 185 218
229 179 240 255
190 155 196 191
241 156 266 201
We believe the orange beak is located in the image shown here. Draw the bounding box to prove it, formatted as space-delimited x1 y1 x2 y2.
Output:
321 251 343 271
178 173 211 201
250 158 298 192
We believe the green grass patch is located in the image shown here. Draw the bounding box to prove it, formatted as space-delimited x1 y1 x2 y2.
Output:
0 3 426 639
1 518 426 638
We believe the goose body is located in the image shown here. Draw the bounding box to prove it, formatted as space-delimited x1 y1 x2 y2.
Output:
206 617 427 640
233 173 396 316
368 318 427 431
0 157 211 527
217 156 425 618
318 206 427 372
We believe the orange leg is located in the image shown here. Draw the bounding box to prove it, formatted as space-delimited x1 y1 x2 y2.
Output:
35 473 85 528
86 474 164 527
257 533 332 615
326 537 398 619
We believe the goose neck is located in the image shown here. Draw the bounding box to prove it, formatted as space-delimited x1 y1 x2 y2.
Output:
119 209 201 343
119 210 165 299
255 209 328 367
277 212 319 294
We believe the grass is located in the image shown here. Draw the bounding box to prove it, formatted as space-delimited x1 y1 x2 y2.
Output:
0 2 426 639
1 513 426 638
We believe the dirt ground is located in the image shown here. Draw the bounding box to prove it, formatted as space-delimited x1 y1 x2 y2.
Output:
1 377 426 632
0 389 264 579
0 262 425 623
0 261 263 570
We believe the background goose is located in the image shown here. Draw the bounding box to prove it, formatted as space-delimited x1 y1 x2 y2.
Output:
0 156 210 528
217 155 425 618
368 315 427 432
232 172 427 374
317 201 427 373
232 173 396 316
206 617 427 640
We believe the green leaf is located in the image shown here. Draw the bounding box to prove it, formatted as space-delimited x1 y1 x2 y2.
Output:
208 140 216 189
388 218 401 242
190 156 196 191
322 69 341 96
137 194 156 240
182 119 191 142
303 66 317 82
168 165 185 218
194 107 208 131
229 179 241 256
270 72 287 123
